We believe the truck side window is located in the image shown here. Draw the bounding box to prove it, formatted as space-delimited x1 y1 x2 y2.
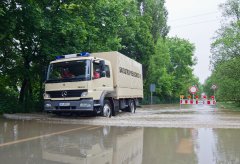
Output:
93 62 100 79
105 65 110 78
93 61 110 78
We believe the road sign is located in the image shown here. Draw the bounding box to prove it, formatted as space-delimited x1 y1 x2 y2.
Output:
211 84 217 90
150 84 156 92
189 86 198 94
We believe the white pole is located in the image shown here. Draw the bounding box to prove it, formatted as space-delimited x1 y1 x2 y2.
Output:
151 91 153 105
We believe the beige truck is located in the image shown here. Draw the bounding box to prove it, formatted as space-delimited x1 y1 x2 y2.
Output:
44 51 143 117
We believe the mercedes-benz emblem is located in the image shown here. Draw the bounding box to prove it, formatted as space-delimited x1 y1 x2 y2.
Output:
61 91 68 97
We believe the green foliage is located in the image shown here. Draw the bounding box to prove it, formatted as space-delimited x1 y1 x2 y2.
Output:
166 37 197 98
206 0 240 104
0 90 20 114
203 76 215 97
219 0 240 22
144 37 198 103
0 0 198 111
217 102 240 111
214 58 240 103
147 38 173 99
211 21 240 67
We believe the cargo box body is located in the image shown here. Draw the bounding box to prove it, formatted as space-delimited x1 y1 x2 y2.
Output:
91 51 143 99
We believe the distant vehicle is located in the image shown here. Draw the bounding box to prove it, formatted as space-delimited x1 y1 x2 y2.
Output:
43 51 143 117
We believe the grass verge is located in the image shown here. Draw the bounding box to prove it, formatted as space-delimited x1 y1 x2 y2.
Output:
217 101 240 111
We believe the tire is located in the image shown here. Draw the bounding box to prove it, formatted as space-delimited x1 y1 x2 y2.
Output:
102 100 112 118
128 99 136 113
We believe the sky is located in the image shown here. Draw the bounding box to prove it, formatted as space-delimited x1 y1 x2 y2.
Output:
165 0 226 84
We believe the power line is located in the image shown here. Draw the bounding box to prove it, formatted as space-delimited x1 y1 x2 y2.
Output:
169 11 219 22
171 19 219 28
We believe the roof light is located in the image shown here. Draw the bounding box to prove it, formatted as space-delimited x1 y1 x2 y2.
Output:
55 55 65 60
55 52 90 60
78 52 90 57
65 54 78 58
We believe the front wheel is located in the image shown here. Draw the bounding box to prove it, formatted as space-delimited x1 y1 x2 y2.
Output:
102 100 112 118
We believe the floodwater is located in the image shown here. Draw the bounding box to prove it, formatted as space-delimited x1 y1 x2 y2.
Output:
0 118 240 164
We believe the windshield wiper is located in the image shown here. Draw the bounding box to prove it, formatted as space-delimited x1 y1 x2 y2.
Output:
45 77 88 83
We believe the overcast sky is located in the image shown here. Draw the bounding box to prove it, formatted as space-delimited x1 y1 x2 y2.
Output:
165 0 226 84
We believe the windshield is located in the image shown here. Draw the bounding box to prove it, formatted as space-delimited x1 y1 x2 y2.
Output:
46 60 91 83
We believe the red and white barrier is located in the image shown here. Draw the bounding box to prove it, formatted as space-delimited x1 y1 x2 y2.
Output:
180 99 216 105
206 100 216 105
180 99 199 105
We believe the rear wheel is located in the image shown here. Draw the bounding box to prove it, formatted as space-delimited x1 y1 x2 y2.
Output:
102 100 112 118
128 99 136 113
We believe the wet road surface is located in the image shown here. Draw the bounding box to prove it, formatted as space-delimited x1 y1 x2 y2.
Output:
1 104 240 163
4 104 240 128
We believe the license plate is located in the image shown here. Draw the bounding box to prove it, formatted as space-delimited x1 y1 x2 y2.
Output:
59 103 70 106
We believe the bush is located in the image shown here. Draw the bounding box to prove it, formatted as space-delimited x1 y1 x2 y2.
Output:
0 94 21 114
142 95 179 105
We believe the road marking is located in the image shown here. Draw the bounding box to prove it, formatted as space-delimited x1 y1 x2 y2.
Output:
0 125 90 148
87 126 102 131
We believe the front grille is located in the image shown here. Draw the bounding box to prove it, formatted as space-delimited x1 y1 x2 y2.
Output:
46 90 87 98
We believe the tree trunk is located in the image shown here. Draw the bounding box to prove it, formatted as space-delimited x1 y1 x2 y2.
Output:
19 78 28 103
18 56 33 112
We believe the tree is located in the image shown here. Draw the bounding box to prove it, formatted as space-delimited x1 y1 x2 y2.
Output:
213 58 240 103
207 0 240 104
211 21 240 67
140 0 169 42
219 0 240 22
0 0 90 111
211 0 240 67
203 76 215 98
166 37 197 98
0 0 197 111
147 38 173 100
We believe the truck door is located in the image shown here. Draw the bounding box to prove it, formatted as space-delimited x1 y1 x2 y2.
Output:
92 61 113 91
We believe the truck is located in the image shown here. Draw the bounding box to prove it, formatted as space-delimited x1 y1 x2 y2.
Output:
44 51 143 117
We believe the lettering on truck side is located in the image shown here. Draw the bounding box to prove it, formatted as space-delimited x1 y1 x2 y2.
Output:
119 67 141 79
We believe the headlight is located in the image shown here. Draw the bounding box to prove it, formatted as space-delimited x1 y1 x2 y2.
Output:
45 103 52 108
81 92 88 97
80 103 92 108
43 93 51 98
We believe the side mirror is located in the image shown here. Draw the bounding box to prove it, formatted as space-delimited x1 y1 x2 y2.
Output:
43 66 48 81
99 60 106 77
99 60 105 71
101 71 106 78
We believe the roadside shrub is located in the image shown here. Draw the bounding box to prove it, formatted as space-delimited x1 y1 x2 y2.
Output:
0 94 20 114
142 95 179 105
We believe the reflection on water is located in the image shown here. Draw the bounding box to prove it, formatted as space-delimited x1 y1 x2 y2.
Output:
143 128 197 164
41 126 143 164
194 128 217 164
143 128 240 164
0 119 143 164
0 118 240 164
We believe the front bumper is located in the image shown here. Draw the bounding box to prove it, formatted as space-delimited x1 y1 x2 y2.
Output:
44 99 94 112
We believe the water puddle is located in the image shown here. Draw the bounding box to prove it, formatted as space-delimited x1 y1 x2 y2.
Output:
0 118 240 163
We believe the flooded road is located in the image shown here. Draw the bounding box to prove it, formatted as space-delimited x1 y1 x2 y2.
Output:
4 104 240 128
1 104 240 163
